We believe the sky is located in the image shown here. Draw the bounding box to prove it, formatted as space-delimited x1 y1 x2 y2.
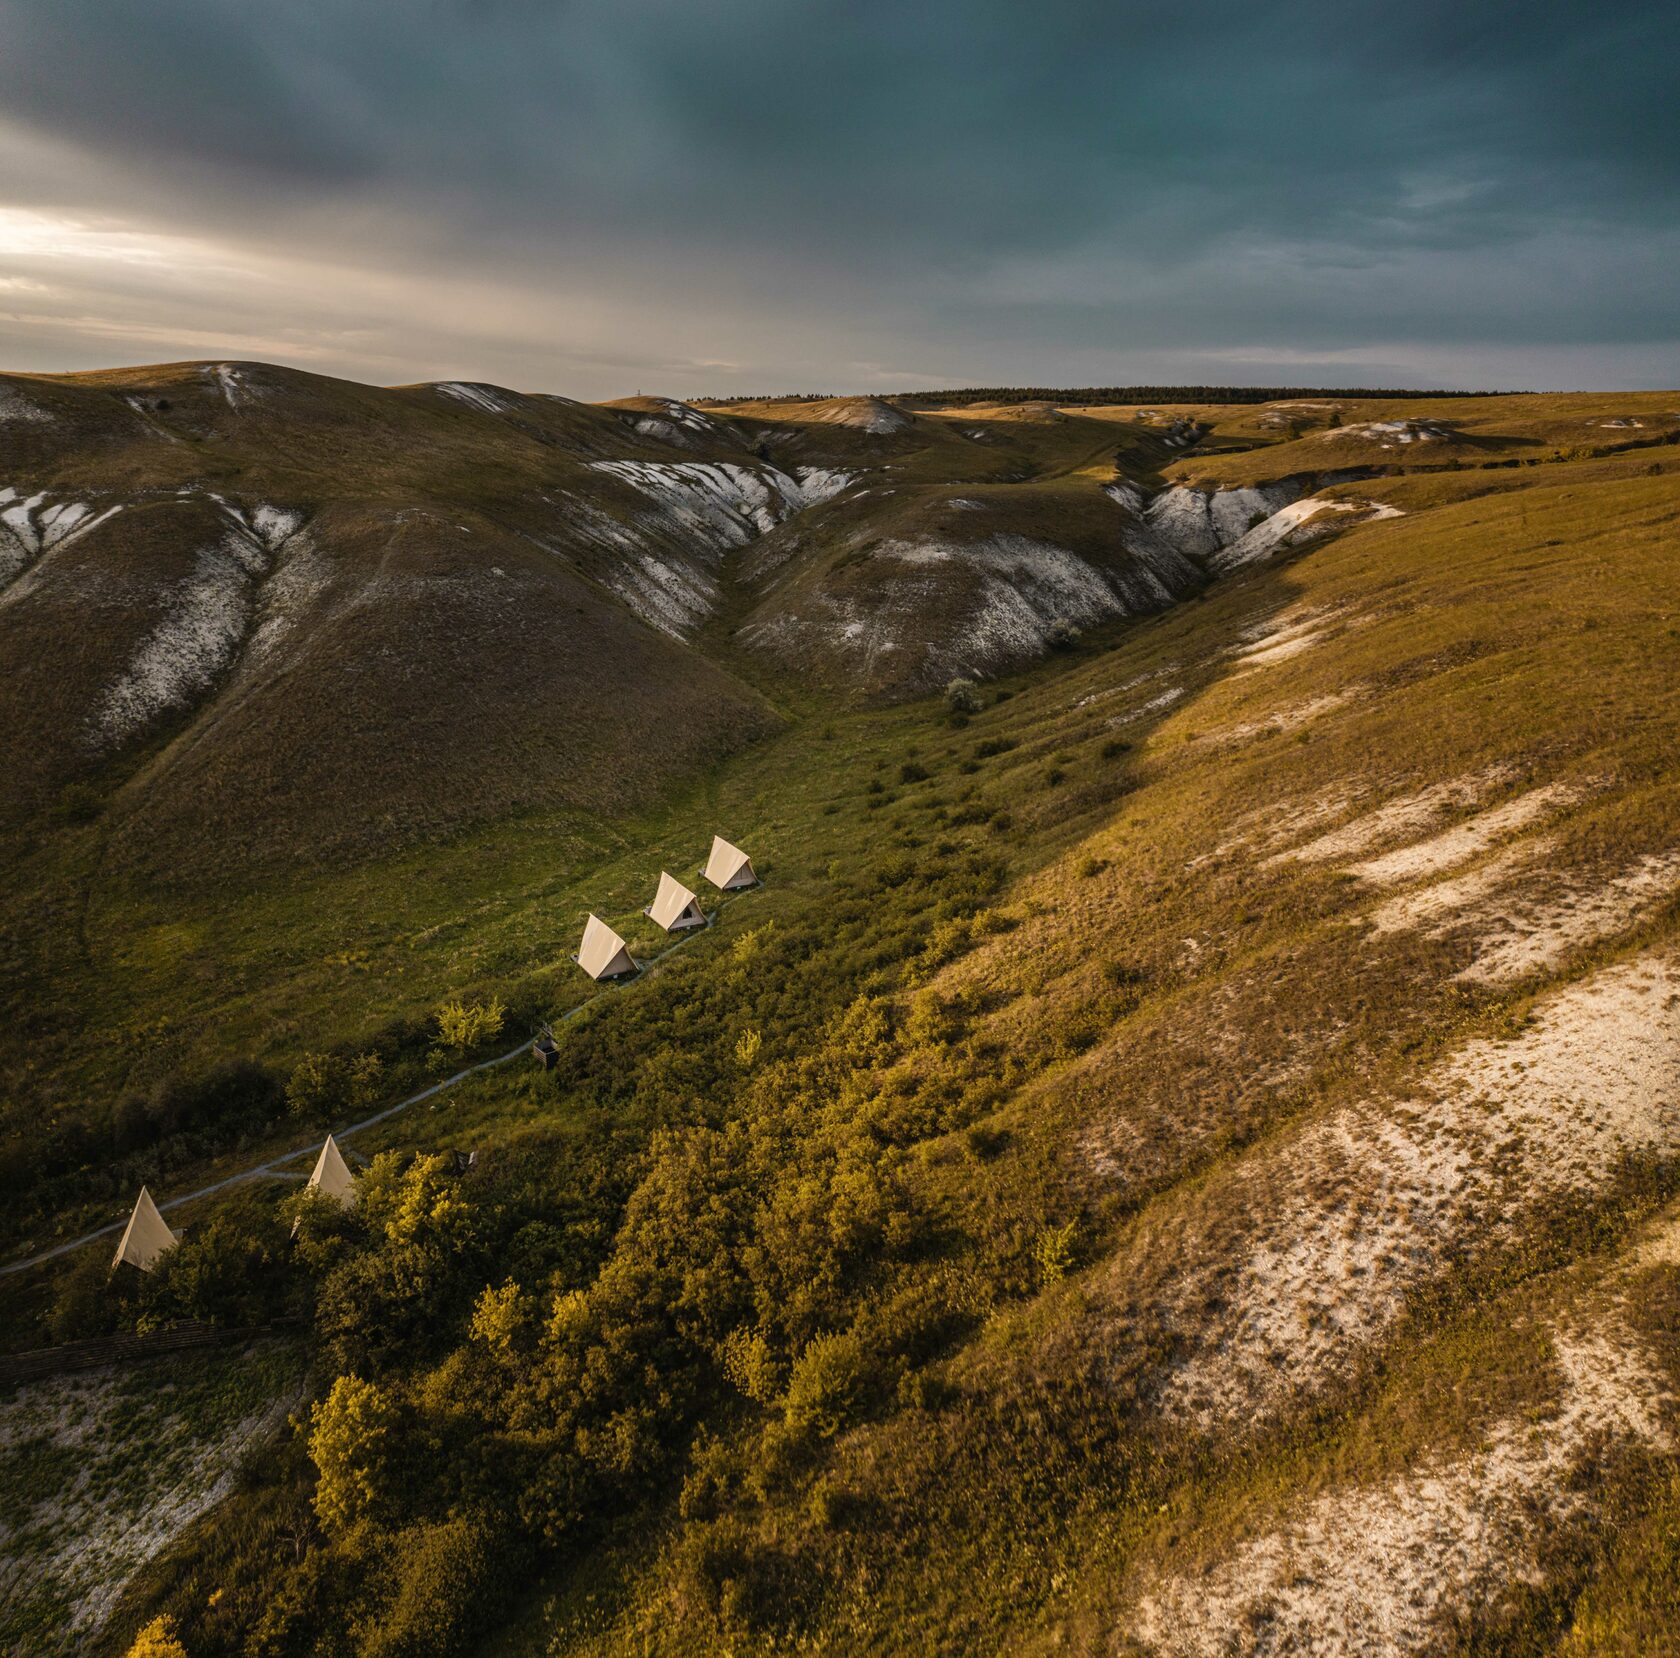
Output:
0 0 1675 399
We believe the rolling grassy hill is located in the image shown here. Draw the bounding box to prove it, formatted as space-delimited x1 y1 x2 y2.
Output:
0 359 1209 1250
2 375 1679 1656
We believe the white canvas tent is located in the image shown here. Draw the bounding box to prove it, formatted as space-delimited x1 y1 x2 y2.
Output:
307 1135 356 1208
700 835 757 891
644 871 706 933
112 1185 178 1273
574 913 637 980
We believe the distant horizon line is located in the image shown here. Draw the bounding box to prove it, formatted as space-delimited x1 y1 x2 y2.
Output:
12 356 1680 406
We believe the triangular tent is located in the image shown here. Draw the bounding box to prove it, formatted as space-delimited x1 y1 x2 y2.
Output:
701 835 757 891
112 1186 178 1273
575 913 637 980
645 871 706 933
307 1135 356 1208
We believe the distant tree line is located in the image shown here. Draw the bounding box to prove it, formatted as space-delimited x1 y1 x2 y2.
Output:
701 385 1504 408
890 384 1502 407
699 392 844 405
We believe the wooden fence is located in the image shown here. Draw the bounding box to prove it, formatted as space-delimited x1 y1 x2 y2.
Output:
0 1320 284 1388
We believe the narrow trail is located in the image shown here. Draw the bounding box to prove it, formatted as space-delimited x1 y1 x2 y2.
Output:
1 890 757 1279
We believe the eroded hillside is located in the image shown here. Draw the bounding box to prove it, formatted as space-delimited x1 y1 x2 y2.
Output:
2 380 1679 1658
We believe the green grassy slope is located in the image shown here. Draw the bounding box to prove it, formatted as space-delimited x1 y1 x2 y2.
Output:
0 361 1208 1243
479 436 1680 1657
4 383 1680 1656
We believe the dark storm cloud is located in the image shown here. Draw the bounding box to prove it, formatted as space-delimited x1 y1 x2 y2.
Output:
0 0 1675 392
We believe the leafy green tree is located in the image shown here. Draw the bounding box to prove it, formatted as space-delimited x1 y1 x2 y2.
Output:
287 1052 347 1120
150 1212 280 1327
719 1327 783 1404
360 1152 476 1251
308 1373 400 1533
469 1282 529 1361
313 1153 486 1373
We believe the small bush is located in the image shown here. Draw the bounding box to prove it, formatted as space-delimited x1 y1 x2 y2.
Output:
899 761 930 784
944 677 982 716
674 1521 802 1633
53 782 104 824
124 1617 187 1658
784 1329 871 1439
287 1052 347 1120
153 1061 286 1140
720 1327 783 1403
359 1512 509 1658
1033 1221 1079 1284
1046 620 1081 651
348 1052 385 1108
434 996 505 1052
905 989 963 1046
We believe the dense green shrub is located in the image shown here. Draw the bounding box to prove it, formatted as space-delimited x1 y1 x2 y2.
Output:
123 1615 187 1657
146 1212 287 1327
432 996 505 1053
288 1053 348 1121
784 1328 871 1439
357 1512 514 1658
